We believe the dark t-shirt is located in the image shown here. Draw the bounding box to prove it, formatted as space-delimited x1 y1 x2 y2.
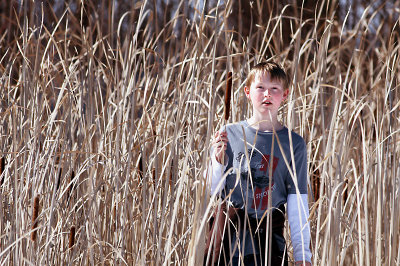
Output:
217 121 308 256
221 121 308 217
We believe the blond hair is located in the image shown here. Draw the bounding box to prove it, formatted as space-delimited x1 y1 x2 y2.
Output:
245 62 289 89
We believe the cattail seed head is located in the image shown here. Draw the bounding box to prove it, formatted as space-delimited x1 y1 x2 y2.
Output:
67 170 75 203
56 168 62 191
343 179 348 204
0 157 5 186
69 226 76 248
169 159 174 187
312 167 320 202
31 195 40 241
0 157 5 174
224 72 233 121
138 156 144 181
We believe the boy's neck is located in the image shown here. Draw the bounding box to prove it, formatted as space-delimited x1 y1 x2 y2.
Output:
247 116 284 132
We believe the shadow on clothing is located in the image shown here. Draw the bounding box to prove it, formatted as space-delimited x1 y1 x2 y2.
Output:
204 203 288 266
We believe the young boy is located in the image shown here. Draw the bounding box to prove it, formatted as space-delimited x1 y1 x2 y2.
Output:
206 62 312 265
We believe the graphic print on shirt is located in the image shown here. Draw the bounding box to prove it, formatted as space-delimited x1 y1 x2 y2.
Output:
236 151 279 211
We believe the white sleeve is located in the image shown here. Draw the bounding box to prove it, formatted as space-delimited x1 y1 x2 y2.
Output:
287 193 312 263
204 151 228 196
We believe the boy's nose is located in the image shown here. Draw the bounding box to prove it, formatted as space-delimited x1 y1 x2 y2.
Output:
264 89 271 97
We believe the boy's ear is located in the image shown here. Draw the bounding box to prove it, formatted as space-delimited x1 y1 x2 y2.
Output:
244 86 250 98
283 89 289 100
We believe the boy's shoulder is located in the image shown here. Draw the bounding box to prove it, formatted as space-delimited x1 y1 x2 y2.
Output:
221 122 306 146
219 121 247 132
286 129 305 141
284 129 307 151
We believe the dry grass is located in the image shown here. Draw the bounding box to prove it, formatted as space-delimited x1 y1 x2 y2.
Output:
0 0 399 265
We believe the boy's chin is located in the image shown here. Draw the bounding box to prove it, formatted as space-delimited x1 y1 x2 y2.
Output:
258 111 278 119
254 115 273 121
258 108 276 114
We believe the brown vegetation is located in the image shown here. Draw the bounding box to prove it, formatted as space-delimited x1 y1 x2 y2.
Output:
0 0 399 265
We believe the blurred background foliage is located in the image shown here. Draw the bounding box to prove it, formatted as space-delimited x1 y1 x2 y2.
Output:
1 0 399 73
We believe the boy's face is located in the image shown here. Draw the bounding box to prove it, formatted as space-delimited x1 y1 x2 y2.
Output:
244 72 289 119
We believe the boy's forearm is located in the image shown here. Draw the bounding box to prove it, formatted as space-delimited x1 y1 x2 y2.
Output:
287 193 312 263
205 152 227 196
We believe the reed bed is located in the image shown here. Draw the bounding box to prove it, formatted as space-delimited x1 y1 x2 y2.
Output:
0 0 399 265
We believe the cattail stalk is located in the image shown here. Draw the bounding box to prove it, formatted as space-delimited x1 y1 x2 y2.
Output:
31 196 40 241
206 72 234 265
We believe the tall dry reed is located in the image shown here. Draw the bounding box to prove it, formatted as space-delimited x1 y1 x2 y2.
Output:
0 0 399 265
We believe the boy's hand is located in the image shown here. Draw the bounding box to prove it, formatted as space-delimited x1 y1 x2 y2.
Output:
212 131 228 165
295 261 312 266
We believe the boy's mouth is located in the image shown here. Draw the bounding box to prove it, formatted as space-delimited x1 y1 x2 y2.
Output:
262 101 272 105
